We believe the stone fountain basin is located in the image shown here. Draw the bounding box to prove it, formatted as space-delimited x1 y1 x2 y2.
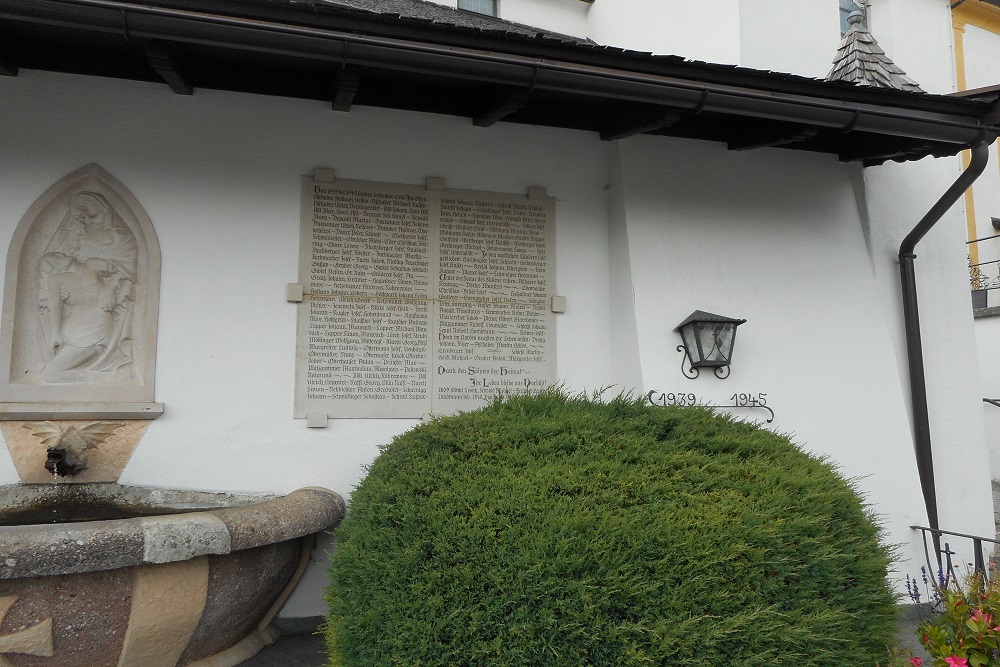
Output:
0 484 344 667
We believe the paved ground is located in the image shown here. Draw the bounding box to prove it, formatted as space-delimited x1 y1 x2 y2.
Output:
242 632 327 667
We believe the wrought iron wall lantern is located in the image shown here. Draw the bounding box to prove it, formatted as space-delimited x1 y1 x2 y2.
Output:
675 311 747 379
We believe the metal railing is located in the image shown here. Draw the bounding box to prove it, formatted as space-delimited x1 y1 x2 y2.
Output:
912 525 999 582
968 232 1000 305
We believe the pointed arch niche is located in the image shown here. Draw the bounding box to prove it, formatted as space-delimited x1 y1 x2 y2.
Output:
0 165 162 419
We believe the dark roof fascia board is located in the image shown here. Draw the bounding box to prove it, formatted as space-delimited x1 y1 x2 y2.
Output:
5 0 997 150
164 0 997 116
12 0 996 120
954 83 1000 99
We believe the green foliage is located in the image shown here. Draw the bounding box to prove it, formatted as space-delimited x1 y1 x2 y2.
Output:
916 567 1000 665
325 389 897 666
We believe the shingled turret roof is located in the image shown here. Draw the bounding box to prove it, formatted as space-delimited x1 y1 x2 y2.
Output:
827 5 923 92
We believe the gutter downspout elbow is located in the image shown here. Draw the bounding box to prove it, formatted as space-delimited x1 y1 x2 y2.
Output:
898 141 991 531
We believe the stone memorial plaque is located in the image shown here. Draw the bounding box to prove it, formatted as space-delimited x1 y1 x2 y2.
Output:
295 177 556 419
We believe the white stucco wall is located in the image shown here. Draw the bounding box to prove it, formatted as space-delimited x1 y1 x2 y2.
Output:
0 69 612 616
967 143 1000 307
0 70 612 493
977 316 1000 478
501 0 590 38
963 24 1000 282
960 23 1000 313
964 23 1000 91
964 18 1000 477
586 0 741 63
863 156 994 539
1 53 993 615
420 0 590 39
614 136 951 571
868 0 956 94
738 0 841 79
606 145 643 393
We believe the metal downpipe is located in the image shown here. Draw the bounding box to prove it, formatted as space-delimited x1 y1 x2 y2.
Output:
898 141 990 530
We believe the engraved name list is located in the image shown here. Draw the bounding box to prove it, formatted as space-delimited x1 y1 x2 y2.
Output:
295 177 556 419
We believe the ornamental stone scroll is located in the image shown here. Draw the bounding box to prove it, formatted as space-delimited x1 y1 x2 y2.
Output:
0 165 162 419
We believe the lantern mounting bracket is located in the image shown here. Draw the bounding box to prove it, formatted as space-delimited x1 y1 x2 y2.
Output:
677 345 731 379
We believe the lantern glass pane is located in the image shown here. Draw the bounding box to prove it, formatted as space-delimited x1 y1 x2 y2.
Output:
680 325 700 364
695 322 735 366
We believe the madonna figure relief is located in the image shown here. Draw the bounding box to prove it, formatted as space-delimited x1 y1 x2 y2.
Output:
0 164 160 410
37 192 138 383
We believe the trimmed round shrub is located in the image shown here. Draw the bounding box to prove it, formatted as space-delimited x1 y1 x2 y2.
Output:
325 390 897 666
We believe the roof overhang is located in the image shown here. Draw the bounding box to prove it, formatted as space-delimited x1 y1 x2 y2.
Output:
3 0 999 165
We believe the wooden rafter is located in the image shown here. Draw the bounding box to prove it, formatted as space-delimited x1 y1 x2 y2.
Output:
600 108 682 141
146 40 193 95
473 87 530 127
0 31 16 76
727 125 820 152
332 65 361 112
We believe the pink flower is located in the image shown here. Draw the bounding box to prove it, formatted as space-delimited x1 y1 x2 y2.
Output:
909 658 924 666
945 657 969 667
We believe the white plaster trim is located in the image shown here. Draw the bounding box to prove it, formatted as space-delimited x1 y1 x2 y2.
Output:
0 402 163 420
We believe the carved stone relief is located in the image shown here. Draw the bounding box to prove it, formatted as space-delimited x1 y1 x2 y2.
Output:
0 165 161 417
36 192 138 384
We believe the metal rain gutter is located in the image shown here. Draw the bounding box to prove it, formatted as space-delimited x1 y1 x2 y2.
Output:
898 141 991 530
1 0 996 152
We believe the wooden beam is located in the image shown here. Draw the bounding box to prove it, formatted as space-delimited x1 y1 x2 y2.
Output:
0 33 16 76
727 125 819 151
839 141 934 164
332 65 362 112
473 88 530 127
600 108 682 141
146 40 193 95
981 96 1000 126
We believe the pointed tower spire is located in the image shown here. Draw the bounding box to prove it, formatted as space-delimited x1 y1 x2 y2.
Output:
827 0 923 92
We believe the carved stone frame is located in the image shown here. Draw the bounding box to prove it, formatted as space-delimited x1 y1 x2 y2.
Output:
0 165 162 419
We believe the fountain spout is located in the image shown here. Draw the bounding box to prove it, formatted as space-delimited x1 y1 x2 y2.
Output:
28 421 125 478
45 446 86 477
